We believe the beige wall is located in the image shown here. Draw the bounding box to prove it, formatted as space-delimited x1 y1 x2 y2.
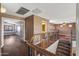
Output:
34 16 48 34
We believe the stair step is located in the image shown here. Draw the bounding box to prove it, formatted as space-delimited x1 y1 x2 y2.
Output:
59 42 70 46
58 45 70 49
58 46 70 52
58 43 70 48
56 40 71 56
57 48 70 53
57 52 70 56
57 49 70 55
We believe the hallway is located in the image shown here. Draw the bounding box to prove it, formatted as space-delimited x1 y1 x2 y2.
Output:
2 35 27 56
0 3 76 56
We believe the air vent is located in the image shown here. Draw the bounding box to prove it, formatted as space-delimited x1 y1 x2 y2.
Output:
16 7 29 15
32 8 42 14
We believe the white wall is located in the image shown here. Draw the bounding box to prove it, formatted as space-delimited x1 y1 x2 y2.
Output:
72 41 76 54
16 21 25 40
46 40 59 54
76 3 79 56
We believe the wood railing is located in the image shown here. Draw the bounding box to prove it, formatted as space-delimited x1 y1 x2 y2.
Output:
25 41 55 56
25 31 72 56
30 32 58 45
25 31 58 56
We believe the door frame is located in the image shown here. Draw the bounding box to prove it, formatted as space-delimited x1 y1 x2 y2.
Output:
1 17 26 48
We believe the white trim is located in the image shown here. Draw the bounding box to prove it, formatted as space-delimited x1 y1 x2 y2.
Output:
23 20 26 42
1 18 4 48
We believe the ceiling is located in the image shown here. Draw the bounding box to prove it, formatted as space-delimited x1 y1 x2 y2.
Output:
2 3 76 24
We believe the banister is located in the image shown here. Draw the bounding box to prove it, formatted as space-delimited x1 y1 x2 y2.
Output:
25 41 56 56
34 31 58 35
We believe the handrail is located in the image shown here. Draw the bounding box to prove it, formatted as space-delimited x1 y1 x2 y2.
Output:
30 31 58 45
34 31 58 35
25 41 56 56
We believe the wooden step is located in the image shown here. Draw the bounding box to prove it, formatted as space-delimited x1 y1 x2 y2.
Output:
58 43 70 48
56 49 70 55
58 46 70 52
57 52 70 56
59 42 71 46
57 48 70 54
56 40 71 56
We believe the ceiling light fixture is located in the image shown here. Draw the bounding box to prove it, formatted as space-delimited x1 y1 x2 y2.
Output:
49 20 56 23
68 24 72 28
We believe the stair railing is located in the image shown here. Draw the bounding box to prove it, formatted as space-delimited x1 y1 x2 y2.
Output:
25 40 56 56
25 31 59 56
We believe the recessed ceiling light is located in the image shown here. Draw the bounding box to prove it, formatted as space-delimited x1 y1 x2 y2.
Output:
49 20 56 23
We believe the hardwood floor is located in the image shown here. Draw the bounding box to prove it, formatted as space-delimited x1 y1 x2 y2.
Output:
2 35 27 56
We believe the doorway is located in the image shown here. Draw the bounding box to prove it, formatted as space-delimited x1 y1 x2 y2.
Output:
1 17 26 56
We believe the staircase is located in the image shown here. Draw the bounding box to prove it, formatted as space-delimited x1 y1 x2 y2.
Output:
56 40 71 56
